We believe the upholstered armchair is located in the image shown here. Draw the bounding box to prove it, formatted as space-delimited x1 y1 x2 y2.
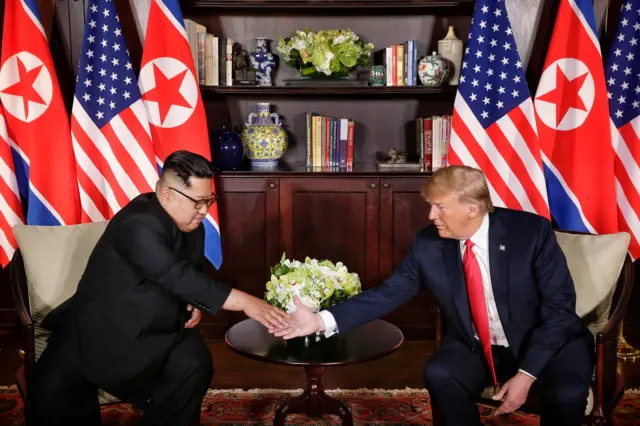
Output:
9 222 120 408
433 230 634 426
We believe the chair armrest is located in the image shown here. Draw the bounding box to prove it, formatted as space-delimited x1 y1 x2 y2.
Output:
599 297 627 338
9 253 33 329
9 249 37 383
600 254 634 337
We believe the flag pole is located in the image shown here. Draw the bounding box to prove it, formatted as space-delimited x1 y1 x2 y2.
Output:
617 320 640 360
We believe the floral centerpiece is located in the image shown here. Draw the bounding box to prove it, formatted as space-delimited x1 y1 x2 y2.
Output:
264 253 362 313
276 29 374 78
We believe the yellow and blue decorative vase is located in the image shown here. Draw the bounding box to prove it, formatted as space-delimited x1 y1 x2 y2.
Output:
242 103 288 169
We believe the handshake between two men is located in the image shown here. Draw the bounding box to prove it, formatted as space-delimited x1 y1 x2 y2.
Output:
27 156 595 426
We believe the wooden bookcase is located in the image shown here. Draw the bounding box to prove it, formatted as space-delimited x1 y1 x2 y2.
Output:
183 0 473 166
180 0 471 341
177 0 578 341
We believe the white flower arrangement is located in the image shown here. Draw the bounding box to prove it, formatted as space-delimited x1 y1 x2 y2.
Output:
264 253 362 313
276 29 374 77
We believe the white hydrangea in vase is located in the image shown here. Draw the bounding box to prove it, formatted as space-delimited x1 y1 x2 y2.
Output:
264 253 362 313
277 29 374 78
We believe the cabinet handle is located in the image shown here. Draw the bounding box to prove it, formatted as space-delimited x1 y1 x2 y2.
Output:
269 183 276 189
370 183 376 189
383 183 389 188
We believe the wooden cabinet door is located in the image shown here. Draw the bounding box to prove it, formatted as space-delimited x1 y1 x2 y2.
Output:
379 178 436 340
279 178 380 289
202 176 280 340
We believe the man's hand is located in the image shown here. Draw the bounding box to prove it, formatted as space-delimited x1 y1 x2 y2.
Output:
492 371 535 416
244 296 289 330
184 304 202 328
271 297 325 339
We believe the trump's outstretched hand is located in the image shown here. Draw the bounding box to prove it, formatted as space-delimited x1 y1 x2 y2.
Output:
270 297 325 339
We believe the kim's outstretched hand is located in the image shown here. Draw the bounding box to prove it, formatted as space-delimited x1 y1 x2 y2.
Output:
244 297 290 330
270 297 325 339
222 289 290 330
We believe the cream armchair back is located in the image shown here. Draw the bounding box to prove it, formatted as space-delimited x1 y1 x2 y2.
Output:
11 221 119 405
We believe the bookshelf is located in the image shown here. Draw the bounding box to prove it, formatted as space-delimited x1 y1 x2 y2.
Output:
200 85 458 97
177 0 582 342
178 0 482 340
183 0 476 13
183 0 474 170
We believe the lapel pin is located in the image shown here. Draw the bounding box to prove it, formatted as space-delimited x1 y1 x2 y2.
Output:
499 245 506 251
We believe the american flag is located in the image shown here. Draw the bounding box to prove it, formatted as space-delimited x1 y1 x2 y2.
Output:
71 0 158 222
0 106 24 266
448 0 550 218
607 1 640 259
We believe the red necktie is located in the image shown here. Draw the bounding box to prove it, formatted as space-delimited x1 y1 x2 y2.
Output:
463 240 497 387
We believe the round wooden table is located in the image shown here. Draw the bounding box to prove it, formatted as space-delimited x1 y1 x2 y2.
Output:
225 318 404 426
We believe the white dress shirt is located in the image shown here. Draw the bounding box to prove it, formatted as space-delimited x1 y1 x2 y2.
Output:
318 214 536 380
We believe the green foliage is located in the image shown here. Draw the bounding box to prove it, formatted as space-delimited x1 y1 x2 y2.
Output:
276 29 374 77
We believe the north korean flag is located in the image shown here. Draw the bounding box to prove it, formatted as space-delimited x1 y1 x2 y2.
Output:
0 0 81 226
534 0 618 235
0 0 80 225
139 0 222 269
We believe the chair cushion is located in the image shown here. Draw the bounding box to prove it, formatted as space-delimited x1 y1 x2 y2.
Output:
554 231 630 336
13 222 119 404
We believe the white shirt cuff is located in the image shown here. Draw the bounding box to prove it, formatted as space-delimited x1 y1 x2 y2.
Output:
318 310 338 337
518 369 537 380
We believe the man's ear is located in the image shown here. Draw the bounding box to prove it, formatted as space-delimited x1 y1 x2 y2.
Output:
158 186 171 206
468 203 481 219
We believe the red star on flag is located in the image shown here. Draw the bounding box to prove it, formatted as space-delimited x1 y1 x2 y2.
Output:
1 57 46 119
141 63 191 125
536 65 589 127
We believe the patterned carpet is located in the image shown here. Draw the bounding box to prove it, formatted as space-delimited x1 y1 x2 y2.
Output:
1 386 639 425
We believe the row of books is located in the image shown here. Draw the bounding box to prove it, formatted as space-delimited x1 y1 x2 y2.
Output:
305 113 355 169
416 115 452 172
184 19 233 86
374 40 419 87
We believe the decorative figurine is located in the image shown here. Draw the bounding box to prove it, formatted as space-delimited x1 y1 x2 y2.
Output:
386 148 408 164
233 43 257 85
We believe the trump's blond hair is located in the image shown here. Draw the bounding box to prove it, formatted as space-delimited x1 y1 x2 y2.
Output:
421 165 494 214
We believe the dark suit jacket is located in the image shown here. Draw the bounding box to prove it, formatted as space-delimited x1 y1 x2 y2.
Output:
327 207 590 378
42 193 231 401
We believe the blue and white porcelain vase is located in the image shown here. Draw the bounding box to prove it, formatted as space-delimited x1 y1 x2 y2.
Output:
241 103 287 169
250 37 276 86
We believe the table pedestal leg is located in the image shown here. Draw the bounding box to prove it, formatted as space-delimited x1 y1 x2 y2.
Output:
273 366 353 426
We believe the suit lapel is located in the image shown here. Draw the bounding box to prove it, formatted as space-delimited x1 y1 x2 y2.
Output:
488 214 510 326
443 238 474 341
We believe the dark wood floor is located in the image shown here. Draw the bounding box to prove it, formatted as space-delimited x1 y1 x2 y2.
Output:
2 327 640 391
